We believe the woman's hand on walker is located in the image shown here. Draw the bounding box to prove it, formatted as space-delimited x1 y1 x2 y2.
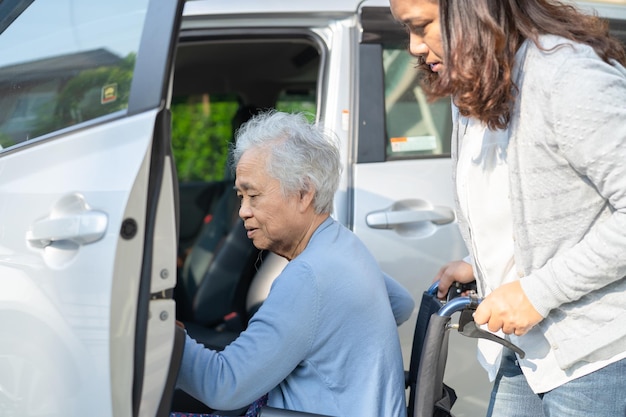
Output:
473 281 543 336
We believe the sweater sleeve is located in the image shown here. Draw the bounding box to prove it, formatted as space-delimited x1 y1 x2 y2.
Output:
383 272 415 325
176 261 319 410
520 53 626 316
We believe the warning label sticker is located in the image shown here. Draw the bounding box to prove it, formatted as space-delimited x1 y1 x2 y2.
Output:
390 135 437 152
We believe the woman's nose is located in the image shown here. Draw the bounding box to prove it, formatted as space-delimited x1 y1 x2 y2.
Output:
408 33 429 58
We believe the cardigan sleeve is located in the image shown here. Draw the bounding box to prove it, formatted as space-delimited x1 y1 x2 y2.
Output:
520 50 626 316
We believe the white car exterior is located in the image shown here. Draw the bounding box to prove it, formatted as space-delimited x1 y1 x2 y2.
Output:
0 1 624 416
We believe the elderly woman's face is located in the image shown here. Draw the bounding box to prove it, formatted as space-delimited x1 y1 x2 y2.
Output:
390 0 444 73
235 149 312 259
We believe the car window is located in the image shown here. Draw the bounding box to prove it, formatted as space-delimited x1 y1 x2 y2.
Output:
0 0 149 151
608 17 626 46
382 44 452 159
358 6 452 163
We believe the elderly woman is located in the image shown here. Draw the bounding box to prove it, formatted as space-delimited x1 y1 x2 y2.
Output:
176 111 413 417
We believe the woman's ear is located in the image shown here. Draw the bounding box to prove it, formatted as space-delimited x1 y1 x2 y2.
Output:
298 182 316 212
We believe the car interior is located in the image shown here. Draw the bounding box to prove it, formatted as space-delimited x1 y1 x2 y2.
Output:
170 33 322 413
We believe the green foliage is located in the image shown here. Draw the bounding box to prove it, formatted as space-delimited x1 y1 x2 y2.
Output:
0 132 11 148
275 101 316 122
171 95 238 182
170 92 317 183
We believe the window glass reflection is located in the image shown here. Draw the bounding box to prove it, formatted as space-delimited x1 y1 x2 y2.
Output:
383 46 452 159
0 0 148 149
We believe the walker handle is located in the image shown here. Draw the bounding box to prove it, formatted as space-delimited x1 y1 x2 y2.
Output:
437 293 526 359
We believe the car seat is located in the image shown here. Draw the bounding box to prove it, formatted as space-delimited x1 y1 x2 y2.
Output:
171 105 269 413
175 104 265 350
176 179 262 348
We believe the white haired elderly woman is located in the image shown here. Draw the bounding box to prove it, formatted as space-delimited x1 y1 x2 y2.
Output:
175 111 413 417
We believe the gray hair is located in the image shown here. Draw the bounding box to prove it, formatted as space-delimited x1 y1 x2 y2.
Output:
231 111 342 214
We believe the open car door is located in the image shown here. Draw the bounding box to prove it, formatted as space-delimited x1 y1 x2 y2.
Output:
0 1 184 416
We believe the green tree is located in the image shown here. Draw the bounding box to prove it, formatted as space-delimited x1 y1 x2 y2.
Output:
171 95 238 182
171 92 317 183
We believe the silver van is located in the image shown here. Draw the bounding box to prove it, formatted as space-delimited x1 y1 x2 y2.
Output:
0 1 624 416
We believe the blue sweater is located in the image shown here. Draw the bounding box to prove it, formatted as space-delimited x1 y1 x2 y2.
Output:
177 217 410 417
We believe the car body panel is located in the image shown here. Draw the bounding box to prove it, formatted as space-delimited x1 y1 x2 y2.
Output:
0 0 183 415
1 0 625 415
0 111 156 415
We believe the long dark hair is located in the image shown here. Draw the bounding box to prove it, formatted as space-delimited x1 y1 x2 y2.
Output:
420 0 626 130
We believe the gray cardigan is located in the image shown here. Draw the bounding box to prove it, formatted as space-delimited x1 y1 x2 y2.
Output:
452 35 626 370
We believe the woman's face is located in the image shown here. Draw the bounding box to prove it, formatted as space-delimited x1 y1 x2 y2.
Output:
390 0 444 73
235 149 312 259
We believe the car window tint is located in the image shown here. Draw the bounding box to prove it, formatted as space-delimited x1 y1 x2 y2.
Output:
171 93 240 183
383 45 452 160
0 0 149 151
360 6 452 161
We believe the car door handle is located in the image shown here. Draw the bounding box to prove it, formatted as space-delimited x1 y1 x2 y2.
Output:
26 194 108 248
366 206 455 229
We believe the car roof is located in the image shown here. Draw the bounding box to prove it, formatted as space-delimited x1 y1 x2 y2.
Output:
183 0 626 20
182 0 365 16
